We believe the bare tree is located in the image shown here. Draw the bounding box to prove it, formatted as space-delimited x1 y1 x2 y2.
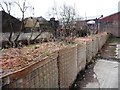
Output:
0 0 14 47
0 2 5 11
32 19 43 43
59 4 77 37
14 0 33 46
23 16 42 44
28 17 40 44
48 3 78 41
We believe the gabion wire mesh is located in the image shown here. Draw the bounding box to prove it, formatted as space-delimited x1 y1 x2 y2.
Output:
74 39 86 73
58 45 77 88
2 52 59 88
1 32 109 89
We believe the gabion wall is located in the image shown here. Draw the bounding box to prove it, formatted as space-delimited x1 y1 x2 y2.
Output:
98 32 109 50
1 32 109 89
88 36 98 57
76 38 93 64
2 52 59 88
58 45 77 88
74 39 86 73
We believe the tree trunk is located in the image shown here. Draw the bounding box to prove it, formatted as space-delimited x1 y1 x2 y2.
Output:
32 31 42 42
14 13 24 43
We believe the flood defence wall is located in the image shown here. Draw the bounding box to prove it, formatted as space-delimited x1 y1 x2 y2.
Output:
1 32 109 88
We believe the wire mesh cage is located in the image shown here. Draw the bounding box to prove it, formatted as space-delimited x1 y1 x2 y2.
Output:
74 39 86 73
98 32 109 50
1 32 109 89
1 51 59 88
88 35 98 57
58 45 77 88
74 38 93 64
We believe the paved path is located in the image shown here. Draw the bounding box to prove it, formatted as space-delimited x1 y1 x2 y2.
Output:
84 59 118 88
73 59 119 89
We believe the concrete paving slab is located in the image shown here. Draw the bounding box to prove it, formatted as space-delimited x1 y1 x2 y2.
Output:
84 59 118 88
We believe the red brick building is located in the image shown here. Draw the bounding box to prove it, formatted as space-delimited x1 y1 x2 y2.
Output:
100 12 120 37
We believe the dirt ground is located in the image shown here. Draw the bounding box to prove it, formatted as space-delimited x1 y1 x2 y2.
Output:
99 42 116 59
98 37 120 61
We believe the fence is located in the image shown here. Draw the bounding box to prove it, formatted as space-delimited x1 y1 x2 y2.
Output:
1 32 109 89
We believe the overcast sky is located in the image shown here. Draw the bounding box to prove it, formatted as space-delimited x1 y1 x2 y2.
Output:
0 0 120 20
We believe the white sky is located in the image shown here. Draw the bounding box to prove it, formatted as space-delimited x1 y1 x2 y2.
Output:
0 0 120 20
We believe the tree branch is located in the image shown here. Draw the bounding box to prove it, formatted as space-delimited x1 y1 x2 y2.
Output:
14 1 23 12
0 3 5 11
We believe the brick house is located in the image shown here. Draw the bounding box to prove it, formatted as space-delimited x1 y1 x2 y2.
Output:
24 16 53 32
100 12 120 37
49 17 59 37
24 17 59 37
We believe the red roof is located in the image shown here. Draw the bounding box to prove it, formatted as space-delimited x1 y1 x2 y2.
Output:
100 12 120 22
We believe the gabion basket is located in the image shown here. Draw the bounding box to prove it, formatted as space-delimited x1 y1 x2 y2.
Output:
88 36 98 57
58 45 77 88
74 39 86 73
75 38 93 64
1 51 59 88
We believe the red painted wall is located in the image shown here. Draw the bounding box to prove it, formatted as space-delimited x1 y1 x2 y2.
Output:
100 12 120 37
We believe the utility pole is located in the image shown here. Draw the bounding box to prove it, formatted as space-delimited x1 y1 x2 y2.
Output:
95 15 103 34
